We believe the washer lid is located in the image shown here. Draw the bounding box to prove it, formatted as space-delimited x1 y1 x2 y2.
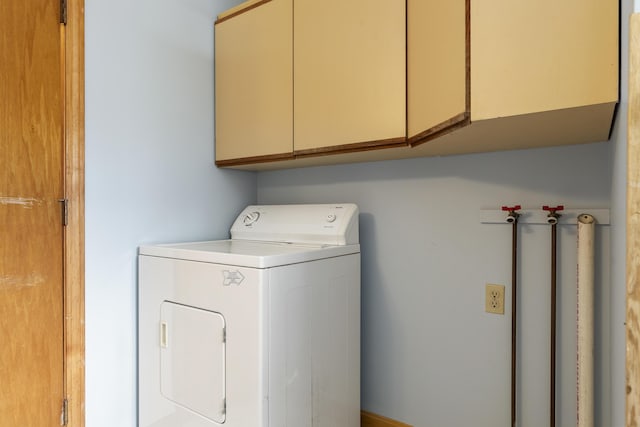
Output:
138 239 360 268
230 204 359 246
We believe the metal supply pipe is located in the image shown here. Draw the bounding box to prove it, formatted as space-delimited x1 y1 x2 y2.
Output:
543 205 563 427
502 205 521 427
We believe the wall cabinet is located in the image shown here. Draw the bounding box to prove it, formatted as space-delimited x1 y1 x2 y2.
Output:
215 0 405 166
406 0 618 160
215 0 618 170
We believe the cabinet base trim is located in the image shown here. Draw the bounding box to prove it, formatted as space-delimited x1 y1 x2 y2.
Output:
361 410 413 427
408 112 470 146
294 136 407 158
215 0 273 24
215 152 294 167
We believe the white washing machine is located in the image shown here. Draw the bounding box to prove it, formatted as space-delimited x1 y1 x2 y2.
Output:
138 204 360 427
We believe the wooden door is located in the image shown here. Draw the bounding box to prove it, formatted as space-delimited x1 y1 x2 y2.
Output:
0 0 65 424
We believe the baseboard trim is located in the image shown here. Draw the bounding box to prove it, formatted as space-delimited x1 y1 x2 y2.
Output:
361 410 413 427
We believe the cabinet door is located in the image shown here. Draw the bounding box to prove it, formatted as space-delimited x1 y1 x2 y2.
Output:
471 0 618 121
293 0 406 154
215 0 293 164
407 0 468 143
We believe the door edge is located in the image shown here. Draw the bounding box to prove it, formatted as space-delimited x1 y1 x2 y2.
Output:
64 0 85 425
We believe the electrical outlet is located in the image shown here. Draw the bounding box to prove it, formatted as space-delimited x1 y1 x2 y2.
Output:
485 284 505 314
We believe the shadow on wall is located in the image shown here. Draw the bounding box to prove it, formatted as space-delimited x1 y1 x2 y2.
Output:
256 141 611 204
358 212 407 415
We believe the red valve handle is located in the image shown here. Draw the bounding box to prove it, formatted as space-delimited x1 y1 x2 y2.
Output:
542 205 564 212
501 205 522 211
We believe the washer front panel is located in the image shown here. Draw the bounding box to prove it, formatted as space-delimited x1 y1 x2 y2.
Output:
139 255 268 427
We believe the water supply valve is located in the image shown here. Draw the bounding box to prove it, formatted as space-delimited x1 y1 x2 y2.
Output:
543 205 564 225
501 205 522 224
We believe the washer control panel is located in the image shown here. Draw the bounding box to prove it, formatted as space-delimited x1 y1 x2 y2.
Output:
231 204 359 246
243 211 260 226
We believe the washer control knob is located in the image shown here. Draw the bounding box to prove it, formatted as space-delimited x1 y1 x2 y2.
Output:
243 211 260 226
326 214 337 223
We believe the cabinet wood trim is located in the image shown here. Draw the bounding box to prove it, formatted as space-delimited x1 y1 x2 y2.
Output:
409 112 470 147
215 152 294 167
465 0 470 113
215 0 273 24
361 410 413 427
294 136 408 158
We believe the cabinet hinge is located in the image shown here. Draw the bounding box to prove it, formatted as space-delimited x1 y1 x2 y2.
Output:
60 0 67 25
58 198 69 226
60 398 69 426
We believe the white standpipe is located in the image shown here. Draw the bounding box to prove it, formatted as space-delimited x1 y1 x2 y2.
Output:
576 214 595 427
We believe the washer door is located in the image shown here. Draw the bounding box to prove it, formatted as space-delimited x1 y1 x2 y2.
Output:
160 301 226 423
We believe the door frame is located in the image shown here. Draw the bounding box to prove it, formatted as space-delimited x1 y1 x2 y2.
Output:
64 0 85 425
628 13 640 427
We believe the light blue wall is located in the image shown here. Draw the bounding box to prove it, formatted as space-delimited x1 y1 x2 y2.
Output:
258 3 632 424
258 143 613 426
85 0 253 425
85 0 631 425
